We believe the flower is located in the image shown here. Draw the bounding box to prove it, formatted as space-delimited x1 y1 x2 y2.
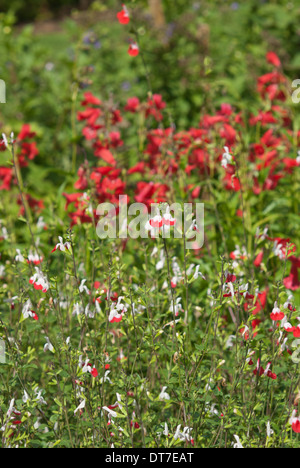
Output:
174 425 193 444
293 324 300 338
169 297 183 317
159 386 170 401
117 4 130 24
27 250 43 265
22 300 38 321
79 279 90 295
73 302 83 316
74 399 86 415
15 249 25 263
79 355 99 377
128 41 139 57
146 207 176 235
221 146 233 169
270 302 285 321
162 207 176 226
1 133 8 148
29 268 50 293
290 410 300 433
283 256 300 291
266 421 274 438
109 296 127 323
44 337 54 353
266 51 281 68
102 406 118 418
51 236 71 253
233 435 244 448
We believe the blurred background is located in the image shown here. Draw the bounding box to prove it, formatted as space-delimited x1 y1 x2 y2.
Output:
0 0 299 168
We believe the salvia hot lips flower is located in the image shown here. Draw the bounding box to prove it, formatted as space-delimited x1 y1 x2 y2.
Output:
79 356 99 378
117 4 130 24
290 410 300 433
109 297 128 323
29 268 50 293
21 300 38 321
44 337 54 353
128 40 139 57
221 146 234 169
293 324 300 338
27 250 43 265
146 207 176 235
51 236 71 254
270 302 285 321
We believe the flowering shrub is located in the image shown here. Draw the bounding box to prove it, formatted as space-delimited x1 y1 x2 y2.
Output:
0 1 300 449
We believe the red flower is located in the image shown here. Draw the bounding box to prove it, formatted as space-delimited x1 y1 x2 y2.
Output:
283 256 300 291
16 124 39 167
81 92 102 106
292 325 300 338
266 52 281 68
125 97 140 113
0 167 13 191
117 4 130 24
270 302 285 321
128 41 139 57
290 412 300 433
254 250 264 267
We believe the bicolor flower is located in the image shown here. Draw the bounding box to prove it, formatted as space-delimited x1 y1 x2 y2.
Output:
128 41 139 57
162 207 176 226
169 297 183 317
293 324 300 338
290 410 300 433
270 302 285 321
79 356 99 378
29 268 50 293
102 406 118 418
51 236 71 253
117 4 130 24
109 296 127 323
27 250 43 265
22 300 38 321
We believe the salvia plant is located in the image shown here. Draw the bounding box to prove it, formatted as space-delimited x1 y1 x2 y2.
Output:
0 1 300 449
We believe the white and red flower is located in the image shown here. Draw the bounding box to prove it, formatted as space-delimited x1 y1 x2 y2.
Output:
128 41 139 57
290 410 300 433
22 299 38 321
109 297 127 323
29 268 50 293
146 207 176 235
27 250 43 265
117 4 130 24
51 236 71 253
270 302 285 321
79 356 99 378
